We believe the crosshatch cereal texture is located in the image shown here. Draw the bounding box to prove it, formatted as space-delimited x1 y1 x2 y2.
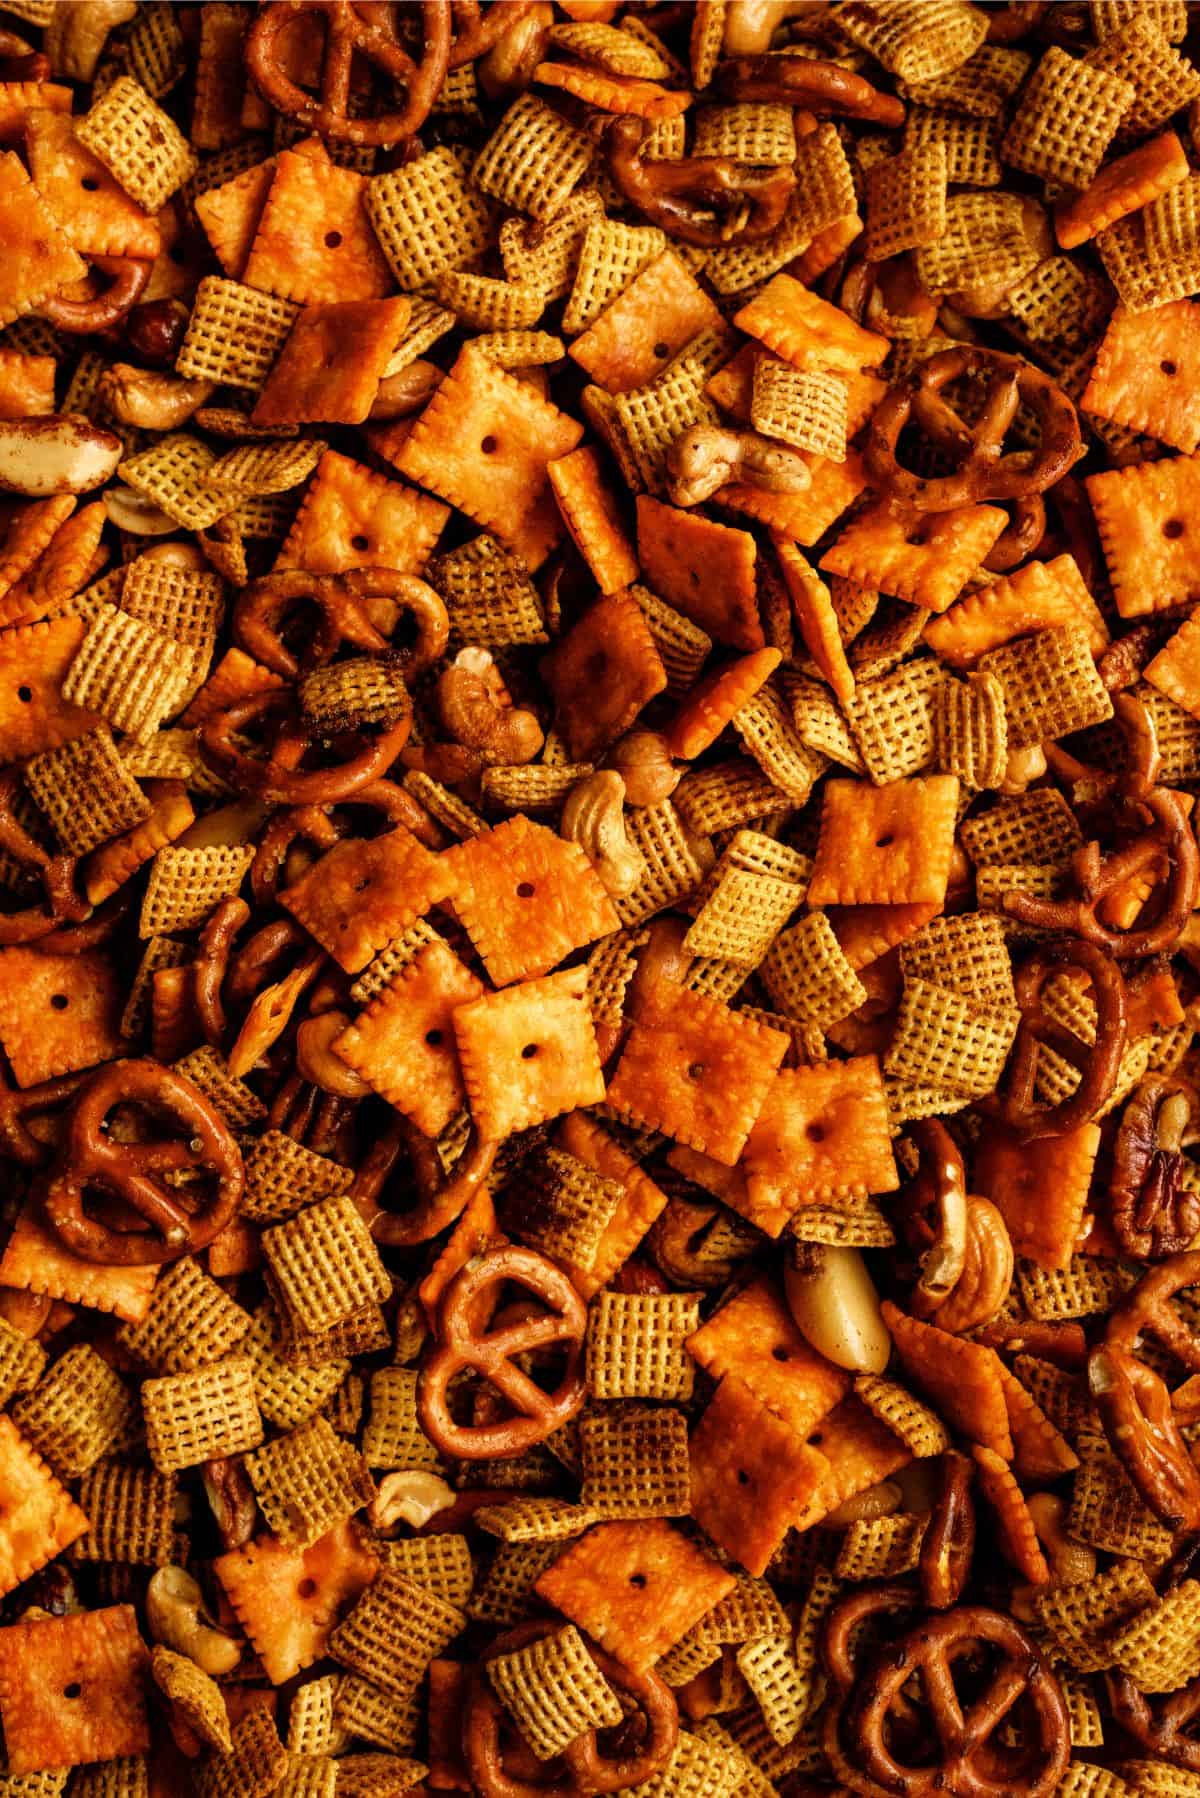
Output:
4 7 1200 1794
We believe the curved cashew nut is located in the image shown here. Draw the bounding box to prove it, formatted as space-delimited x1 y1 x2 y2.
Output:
100 364 215 432
724 0 828 53
605 730 680 808
822 1479 904 1528
437 647 544 765
45 0 137 80
561 770 645 899
103 483 178 535
784 1244 891 1374
666 423 812 508
478 0 552 98
368 359 444 422
0 416 122 497
146 1566 242 1677
367 1470 456 1534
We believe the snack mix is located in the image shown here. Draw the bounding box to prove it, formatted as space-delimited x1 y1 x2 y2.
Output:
8 1 1200 1794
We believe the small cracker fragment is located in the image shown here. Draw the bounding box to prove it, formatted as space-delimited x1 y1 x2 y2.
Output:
454 965 606 1139
536 1518 736 1671
0 1605 149 1774
808 774 959 907
0 1416 89 1598
975 1121 1102 1270
1057 128 1190 248
881 1303 1014 1458
734 274 888 375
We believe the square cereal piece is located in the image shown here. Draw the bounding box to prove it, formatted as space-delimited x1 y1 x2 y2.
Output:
243 1306 349 1432
884 977 1019 1099
443 815 619 988
0 1200 156 1326
1001 45 1133 188
360 1367 439 1472
471 93 593 219
686 1278 848 1436
808 774 959 907
329 1569 465 1700
396 346 583 572
739 1056 899 1233
12 1341 134 1478
175 276 301 389
605 979 788 1167
568 250 722 395
636 496 760 651
487 1624 622 1762
689 1375 830 1576
831 0 986 83
141 1355 263 1473
1086 13 1200 136
882 1304 1013 1458
244 1415 375 1547
1084 302 1200 454
0 946 122 1087
75 76 196 211
24 111 160 262
252 297 411 428
72 1460 175 1567
865 142 948 261
365 146 493 291
548 445 639 596
263 1194 391 1338
23 726 150 856
562 218 668 337
0 1416 88 1597
536 1519 736 1671
332 940 485 1139
196 1710 288 1798
61 604 197 738
975 1121 1102 1270
138 844 254 936
503 1145 625 1272
116 1256 250 1375
734 274 888 375
275 448 448 578
579 1406 691 1519
0 149 85 327
454 965 605 1140
426 532 547 649
0 1605 149 1774
977 625 1112 750
759 912 867 1031
281 827 453 974
557 1112 670 1298
586 1292 701 1402
542 591 666 761
820 503 1007 614
243 147 390 304
752 363 849 461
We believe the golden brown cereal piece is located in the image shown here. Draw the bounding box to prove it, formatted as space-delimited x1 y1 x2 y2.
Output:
0 1605 150 1775
683 866 801 967
75 75 196 211
977 625 1114 750
427 532 548 649
116 1255 250 1374
195 1709 288 1798
454 964 606 1139
243 1307 349 1433
933 669 1008 791
150 1646 231 1754
360 1366 439 1472
750 362 848 462
904 106 1002 188
142 1355 263 1474
586 1292 701 1402
865 142 948 261
176 276 302 389
138 844 255 936
365 147 494 292
11 1341 133 1478
23 726 150 856
329 1569 466 1700
1002 46 1133 188
263 1194 391 1338
72 1460 175 1567
1087 13 1200 135
884 977 1020 1099
486 1622 623 1761
472 93 594 220
580 1405 691 1519
831 0 986 84
244 1415 375 1546
759 911 867 1031
504 1145 625 1272
242 1133 352 1224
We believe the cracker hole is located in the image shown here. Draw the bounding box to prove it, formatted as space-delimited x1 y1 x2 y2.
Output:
772 1346 790 1361
1162 359 1178 376
16 686 31 702
63 1682 82 1699
481 434 498 454
353 878 371 892
50 994 69 1011
297 1578 317 1598
687 1062 704 1080
516 881 535 897
629 1572 647 1588
876 832 894 847
80 177 100 192
736 1469 750 1485
521 1042 539 1059
425 1028 443 1046
351 534 370 551
324 230 343 248
653 341 669 359
806 1122 825 1142
1164 518 1185 540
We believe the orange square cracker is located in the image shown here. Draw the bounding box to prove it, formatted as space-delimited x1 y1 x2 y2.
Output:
1146 608 1200 718
0 148 86 327
0 946 123 1087
820 501 1008 614
252 296 411 428
542 590 667 760
1084 302 1200 455
454 964 606 1139
720 447 869 547
275 448 448 577
215 1522 379 1685
734 274 888 374
809 775 960 907
974 1120 1101 1269
925 554 1109 667
1087 454 1200 617
569 250 721 394
882 1303 1014 1458
25 110 160 260
0 616 99 761
687 1277 849 1436
800 1396 912 1528
548 445 640 593
739 1056 899 1233
637 495 761 650
0 1199 157 1324
281 826 454 974
0 1416 89 1599
688 1374 830 1575
0 349 54 420
243 146 392 304
0 1603 149 1773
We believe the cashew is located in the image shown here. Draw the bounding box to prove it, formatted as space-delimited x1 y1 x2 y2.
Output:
100 363 215 432
437 646 544 765
999 742 1047 794
139 542 209 574
103 482 177 535
368 1470 457 1535
724 0 828 53
667 423 812 508
296 1010 372 1100
606 730 681 807
369 358 443 421
822 1479 903 1528
0 416 122 498
146 1566 242 1677
478 0 553 99
784 1243 891 1373
1013 1493 1096 1619
45 0 136 80
561 770 645 899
